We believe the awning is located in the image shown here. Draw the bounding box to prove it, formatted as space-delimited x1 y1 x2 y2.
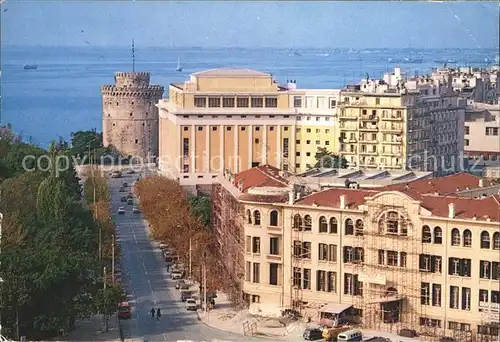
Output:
366 295 405 304
320 303 353 314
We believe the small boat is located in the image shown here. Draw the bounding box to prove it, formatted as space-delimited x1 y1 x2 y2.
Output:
175 58 182 72
23 64 37 70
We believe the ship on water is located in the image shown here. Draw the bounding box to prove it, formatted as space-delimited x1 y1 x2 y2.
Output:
23 64 38 70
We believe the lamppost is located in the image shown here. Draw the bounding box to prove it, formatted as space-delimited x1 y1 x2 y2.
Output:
87 140 101 260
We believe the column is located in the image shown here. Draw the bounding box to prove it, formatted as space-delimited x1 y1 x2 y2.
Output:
234 125 239 172
220 125 225 172
205 125 210 173
262 124 268 165
291 125 296 171
177 126 183 176
191 125 196 174
248 125 253 169
276 125 282 168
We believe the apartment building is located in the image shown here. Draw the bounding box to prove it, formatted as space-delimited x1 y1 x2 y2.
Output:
212 165 500 340
157 68 342 185
338 67 466 176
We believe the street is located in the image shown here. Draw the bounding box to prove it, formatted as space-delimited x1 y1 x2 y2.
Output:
109 170 266 342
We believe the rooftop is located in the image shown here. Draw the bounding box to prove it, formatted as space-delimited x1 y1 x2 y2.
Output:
233 165 288 192
192 68 271 78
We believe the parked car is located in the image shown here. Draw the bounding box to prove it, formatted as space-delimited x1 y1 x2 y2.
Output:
133 207 141 214
159 243 168 250
126 169 135 174
111 171 122 178
120 196 127 202
119 187 126 192
185 298 197 311
398 329 417 338
303 328 323 341
171 272 183 280
117 302 131 319
127 198 133 205
122 181 128 187
180 290 193 302
175 280 185 289
127 193 133 199
117 207 125 215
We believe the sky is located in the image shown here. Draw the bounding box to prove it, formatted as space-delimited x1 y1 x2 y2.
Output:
1 1 499 49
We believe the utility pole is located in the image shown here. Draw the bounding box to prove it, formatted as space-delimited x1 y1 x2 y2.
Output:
189 238 192 279
203 261 207 316
103 266 108 332
112 235 115 284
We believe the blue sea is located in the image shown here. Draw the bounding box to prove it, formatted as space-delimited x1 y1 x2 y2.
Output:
1 46 498 148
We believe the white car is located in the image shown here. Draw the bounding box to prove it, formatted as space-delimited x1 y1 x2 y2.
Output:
133 207 141 214
185 298 197 311
118 207 125 215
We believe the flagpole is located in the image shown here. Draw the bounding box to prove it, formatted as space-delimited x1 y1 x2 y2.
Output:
132 39 135 72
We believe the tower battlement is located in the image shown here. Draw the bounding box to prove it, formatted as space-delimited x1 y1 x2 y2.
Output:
114 72 151 87
101 85 164 97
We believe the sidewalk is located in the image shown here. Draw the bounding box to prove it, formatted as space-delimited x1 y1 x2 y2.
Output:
55 314 121 342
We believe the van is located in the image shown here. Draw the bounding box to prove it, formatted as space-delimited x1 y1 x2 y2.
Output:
337 329 363 341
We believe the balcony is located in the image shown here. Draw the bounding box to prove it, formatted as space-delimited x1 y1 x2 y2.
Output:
381 115 403 121
360 115 379 122
359 138 378 144
359 124 378 131
338 115 358 120
380 126 403 133
267 225 283 234
381 151 402 157
266 254 283 262
340 149 357 155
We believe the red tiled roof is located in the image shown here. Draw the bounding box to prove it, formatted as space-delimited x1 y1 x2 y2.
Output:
233 165 288 193
380 172 486 195
238 193 288 203
295 188 378 209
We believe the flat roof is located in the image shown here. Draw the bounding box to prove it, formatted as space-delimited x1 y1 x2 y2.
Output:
192 68 271 78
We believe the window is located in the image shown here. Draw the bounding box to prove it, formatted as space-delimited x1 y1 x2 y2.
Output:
355 219 364 236
450 286 459 309
269 210 278 226
293 215 302 230
246 209 252 224
197 126 203 131
421 282 430 305
265 97 278 108
433 227 442 244
283 138 289 158
319 243 328 261
421 225 431 243
345 218 354 235
327 272 336 292
464 126 470 135
344 273 362 296
328 244 337 262
222 97 235 108
463 229 472 247
293 96 302 108
252 263 260 283
481 231 490 249
461 287 471 311
387 251 398 266
269 263 279 285
316 270 326 291
303 215 312 231
329 217 338 233
400 252 407 267
253 210 261 225
432 284 442 307
378 250 385 265
303 269 311 290
251 97 263 108
451 228 460 246
237 97 249 107
208 97 221 108
194 96 206 107
431 255 442 273
252 237 260 254
486 127 499 135
480 261 490 279
319 216 328 233
293 267 301 287
270 237 279 255
448 258 471 277
302 242 311 259
183 138 189 156
245 261 251 281
493 232 500 250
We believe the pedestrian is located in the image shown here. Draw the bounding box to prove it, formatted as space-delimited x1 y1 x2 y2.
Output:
149 307 155 319
156 308 162 320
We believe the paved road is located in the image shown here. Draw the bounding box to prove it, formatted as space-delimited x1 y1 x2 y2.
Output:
109 170 266 342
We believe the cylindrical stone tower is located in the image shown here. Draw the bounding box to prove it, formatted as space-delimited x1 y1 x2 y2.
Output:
101 72 164 161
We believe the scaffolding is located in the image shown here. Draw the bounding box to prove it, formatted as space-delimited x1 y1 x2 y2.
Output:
359 195 422 335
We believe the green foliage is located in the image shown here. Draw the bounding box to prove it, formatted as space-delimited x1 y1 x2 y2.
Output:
0 127 106 340
69 130 103 161
188 196 211 226
94 284 125 318
314 147 348 169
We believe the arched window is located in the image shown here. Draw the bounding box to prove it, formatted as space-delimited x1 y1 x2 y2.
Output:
493 232 500 250
345 218 354 235
355 219 364 236
293 214 303 231
451 228 460 246
253 210 261 226
319 216 328 233
463 229 472 247
247 209 252 224
481 231 490 249
269 210 278 227
329 217 338 234
433 227 443 244
422 225 431 243
304 215 312 231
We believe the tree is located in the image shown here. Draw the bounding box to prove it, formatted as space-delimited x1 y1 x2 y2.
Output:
314 147 347 169
94 284 125 331
188 196 211 226
69 130 103 162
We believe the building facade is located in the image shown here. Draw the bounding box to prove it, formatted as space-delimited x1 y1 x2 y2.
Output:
213 165 500 340
157 68 343 185
102 72 164 160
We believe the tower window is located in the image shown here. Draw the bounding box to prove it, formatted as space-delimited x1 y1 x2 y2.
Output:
135 139 138 144
142 123 145 126
112 123 115 127
131 101 134 105
130 113 133 117
145 112 148 116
